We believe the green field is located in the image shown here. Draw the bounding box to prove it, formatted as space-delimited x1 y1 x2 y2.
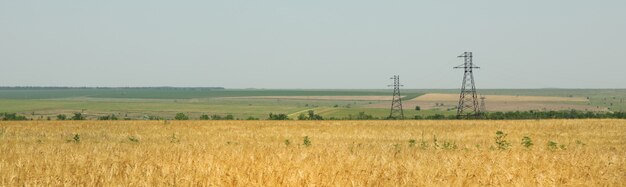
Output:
0 88 624 120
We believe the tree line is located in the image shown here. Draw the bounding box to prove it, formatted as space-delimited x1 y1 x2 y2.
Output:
1 110 625 121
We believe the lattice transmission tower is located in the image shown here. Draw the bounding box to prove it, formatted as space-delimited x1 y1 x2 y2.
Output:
388 75 404 119
480 95 487 114
454 52 481 119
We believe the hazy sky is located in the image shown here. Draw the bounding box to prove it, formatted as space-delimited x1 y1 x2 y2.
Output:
1 1 625 89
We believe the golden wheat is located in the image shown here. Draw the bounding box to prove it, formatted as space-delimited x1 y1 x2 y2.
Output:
0 120 624 186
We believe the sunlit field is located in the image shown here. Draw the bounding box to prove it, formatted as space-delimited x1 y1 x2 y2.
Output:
1 120 624 186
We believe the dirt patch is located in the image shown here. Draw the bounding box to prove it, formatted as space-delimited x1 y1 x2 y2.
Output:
365 93 607 112
412 93 588 102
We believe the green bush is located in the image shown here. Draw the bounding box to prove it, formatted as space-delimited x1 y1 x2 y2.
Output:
71 113 85 120
495 131 511 150
174 113 189 120
211 115 223 120
268 113 289 120
199 114 210 120
98 114 118 120
0 113 28 121
56 114 67 120
225 114 235 120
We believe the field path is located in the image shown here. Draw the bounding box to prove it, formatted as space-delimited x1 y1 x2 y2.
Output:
288 107 336 118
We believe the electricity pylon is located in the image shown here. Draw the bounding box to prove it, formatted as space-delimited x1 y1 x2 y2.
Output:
388 75 404 119
454 52 481 119
480 95 487 114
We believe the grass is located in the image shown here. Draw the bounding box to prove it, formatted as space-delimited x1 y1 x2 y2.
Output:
0 120 624 186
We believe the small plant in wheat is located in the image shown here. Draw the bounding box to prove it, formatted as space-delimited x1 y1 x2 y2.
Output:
432 135 440 149
393 144 401 156
303 136 311 147
0 128 5 138
495 131 511 150
170 133 180 143
128 135 139 143
419 134 429 150
575 140 586 146
547 140 558 151
67 134 80 143
521 136 533 148
442 141 458 150
408 139 416 147
284 139 291 146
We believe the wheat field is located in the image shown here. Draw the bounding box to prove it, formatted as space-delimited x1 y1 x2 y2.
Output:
0 120 624 186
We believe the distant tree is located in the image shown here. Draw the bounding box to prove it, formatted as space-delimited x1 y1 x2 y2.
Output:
356 112 374 120
225 114 235 120
174 113 189 120
56 114 67 120
98 114 118 120
199 114 210 120
0 113 28 121
307 110 323 120
297 113 307 120
211 115 223 120
268 113 289 120
415 106 421 111
71 113 85 120
245 116 259 120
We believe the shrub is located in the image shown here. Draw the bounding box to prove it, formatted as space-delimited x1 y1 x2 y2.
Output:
71 113 85 120
415 106 421 111
98 115 118 120
297 113 307 120
225 114 235 120
56 114 67 120
174 113 189 120
246 116 259 120
211 115 223 120
199 115 210 120
268 113 289 120
307 110 323 120
0 113 28 121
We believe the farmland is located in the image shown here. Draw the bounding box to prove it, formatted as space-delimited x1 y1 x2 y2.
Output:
1 120 624 186
1 88 625 120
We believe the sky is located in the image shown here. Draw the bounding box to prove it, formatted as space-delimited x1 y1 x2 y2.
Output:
1 1 625 89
